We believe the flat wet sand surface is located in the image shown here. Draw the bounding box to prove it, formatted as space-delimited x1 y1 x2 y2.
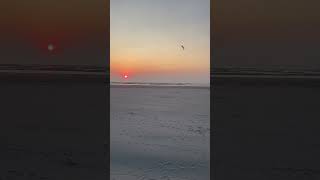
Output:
213 77 320 179
111 86 210 180
0 81 107 179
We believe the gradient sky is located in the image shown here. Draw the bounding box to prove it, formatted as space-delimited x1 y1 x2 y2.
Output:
111 0 210 84
213 0 320 68
1 0 108 66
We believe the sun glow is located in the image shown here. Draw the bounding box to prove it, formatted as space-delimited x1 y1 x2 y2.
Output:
48 44 54 51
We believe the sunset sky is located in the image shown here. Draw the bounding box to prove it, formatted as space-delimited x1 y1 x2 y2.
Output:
213 0 320 68
1 0 108 66
111 0 210 84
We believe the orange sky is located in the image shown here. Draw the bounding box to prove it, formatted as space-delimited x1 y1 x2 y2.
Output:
1 0 108 65
111 0 210 84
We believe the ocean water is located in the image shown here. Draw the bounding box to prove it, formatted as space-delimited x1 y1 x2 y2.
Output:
110 86 210 180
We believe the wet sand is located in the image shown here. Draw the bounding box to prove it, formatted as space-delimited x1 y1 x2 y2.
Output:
213 76 320 179
0 74 108 179
111 85 210 180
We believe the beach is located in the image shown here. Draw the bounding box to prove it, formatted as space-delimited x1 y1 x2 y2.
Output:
0 75 107 179
111 85 210 180
213 76 320 179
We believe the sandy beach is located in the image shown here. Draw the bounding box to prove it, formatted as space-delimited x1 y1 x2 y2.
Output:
213 76 320 179
111 85 210 180
0 75 107 179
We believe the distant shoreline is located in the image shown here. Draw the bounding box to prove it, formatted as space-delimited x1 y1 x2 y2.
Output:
211 67 320 79
212 74 320 87
110 83 210 89
212 74 320 79
0 70 107 83
111 85 210 89
110 82 210 88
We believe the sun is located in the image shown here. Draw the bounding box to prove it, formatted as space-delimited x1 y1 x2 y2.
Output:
48 43 55 52
124 75 128 79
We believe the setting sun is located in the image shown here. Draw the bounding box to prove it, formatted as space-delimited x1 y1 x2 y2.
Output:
48 44 54 52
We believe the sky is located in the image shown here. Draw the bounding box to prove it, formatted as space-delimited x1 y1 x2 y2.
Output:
111 0 210 84
1 0 109 66
213 0 320 69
